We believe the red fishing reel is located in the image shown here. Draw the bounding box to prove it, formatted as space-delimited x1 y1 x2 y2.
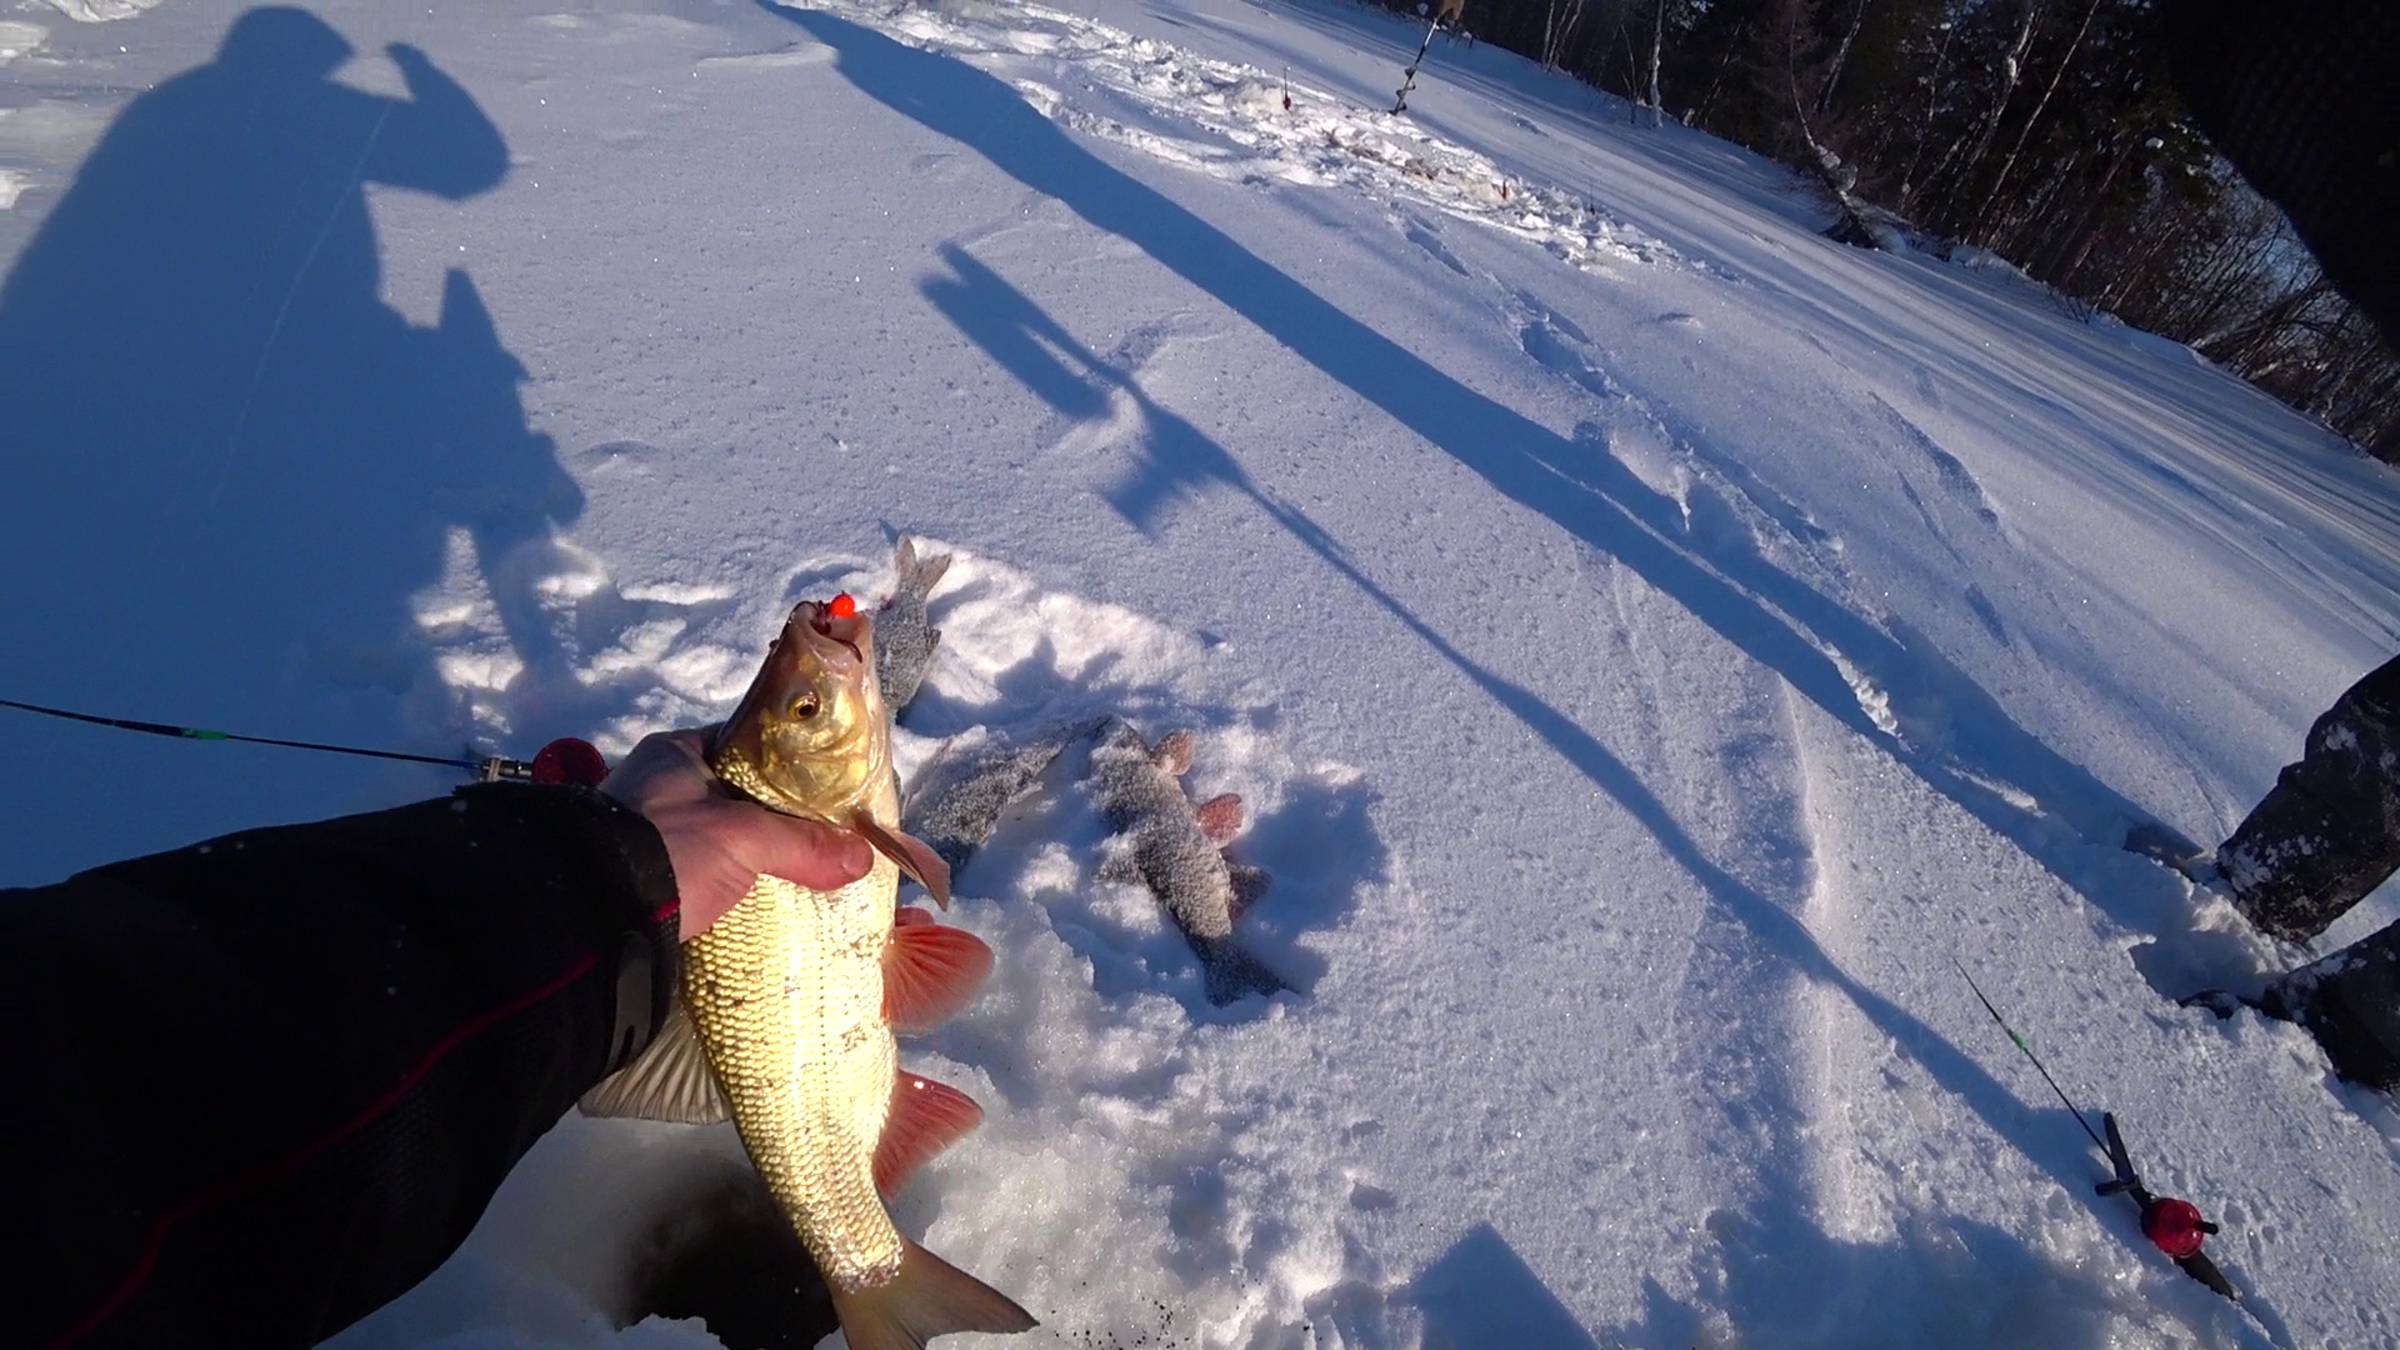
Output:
2096 1113 2234 1297
531 737 609 787
2141 1195 2214 1261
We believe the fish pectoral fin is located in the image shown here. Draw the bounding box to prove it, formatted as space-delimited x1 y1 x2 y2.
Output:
1195 792 1244 843
830 1237 1036 1349
874 1072 985 1194
854 809 954 909
884 917 995 1033
577 1000 729 1124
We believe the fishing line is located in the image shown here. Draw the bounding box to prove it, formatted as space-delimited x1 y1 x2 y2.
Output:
1952 957 2111 1153
0 695 525 778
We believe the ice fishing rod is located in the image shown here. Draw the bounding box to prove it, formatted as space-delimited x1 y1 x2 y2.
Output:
0 696 606 785
1953 959 2239 1302
1391 12 1441 113
1952 957 2111 1152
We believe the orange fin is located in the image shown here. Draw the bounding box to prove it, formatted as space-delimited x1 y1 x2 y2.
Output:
1151 729 1195 776
1195 792 1243 843
894 904 936 928
884 920 994 1033
855 810 953 909
829 1236 1036 1348
874 1071 984 1194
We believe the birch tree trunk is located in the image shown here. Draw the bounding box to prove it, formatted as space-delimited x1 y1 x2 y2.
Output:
1816 0 1871 116
1895 18 1957 210
1923 0 2039 220
1972 0 2100 244
1644 0 1666 127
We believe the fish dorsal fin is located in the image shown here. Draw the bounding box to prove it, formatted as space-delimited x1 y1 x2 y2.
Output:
1194 792 1243 843
578 1001 729 1124
874 1071 984 1193
854 809 953 909
884 918 994 1033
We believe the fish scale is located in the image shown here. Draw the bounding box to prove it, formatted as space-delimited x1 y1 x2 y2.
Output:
684 843 906 1291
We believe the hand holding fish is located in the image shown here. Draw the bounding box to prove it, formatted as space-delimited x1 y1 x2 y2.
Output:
601 727 876 940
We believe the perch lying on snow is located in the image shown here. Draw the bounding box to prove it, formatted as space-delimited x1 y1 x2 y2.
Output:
873 535 954 716
901 718 1100 875
1086 718 1285 1004
896 714 1285 1003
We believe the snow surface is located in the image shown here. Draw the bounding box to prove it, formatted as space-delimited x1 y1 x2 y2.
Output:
6 0 2400 1345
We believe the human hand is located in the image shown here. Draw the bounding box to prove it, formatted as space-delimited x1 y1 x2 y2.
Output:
601 729 874 941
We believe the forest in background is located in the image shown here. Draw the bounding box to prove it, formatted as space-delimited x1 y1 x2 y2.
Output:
1402 0 2400 460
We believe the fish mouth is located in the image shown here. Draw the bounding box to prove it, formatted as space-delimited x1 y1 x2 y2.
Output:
790 599 870 670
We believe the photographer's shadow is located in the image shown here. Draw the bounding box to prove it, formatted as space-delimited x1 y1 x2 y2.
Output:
0 7 577 874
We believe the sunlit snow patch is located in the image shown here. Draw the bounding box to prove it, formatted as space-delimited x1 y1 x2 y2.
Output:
791 0 1682 278
44 0 164 22
0 21 47 63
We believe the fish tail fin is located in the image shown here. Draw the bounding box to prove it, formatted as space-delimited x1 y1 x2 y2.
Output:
830 1239 1036 1349
895 535 954 599
1199 936 1290 1004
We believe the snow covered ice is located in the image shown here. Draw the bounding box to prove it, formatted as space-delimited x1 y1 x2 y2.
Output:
6 0 2400 1346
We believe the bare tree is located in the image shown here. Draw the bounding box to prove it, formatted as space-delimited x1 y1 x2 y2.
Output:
1643 0 1668 126
1921 0 2041 215
1970 0 2100 243
1896 16 1958 209
1816 0 1873 116
1541 0 1592 71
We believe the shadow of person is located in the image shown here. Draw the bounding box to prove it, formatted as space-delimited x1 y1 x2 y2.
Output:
792 4 2207 978
0 7 575 881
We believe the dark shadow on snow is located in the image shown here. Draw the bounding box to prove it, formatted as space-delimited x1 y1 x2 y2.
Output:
0 7 572 880
1410 1223 1599 1350
1605 1211 2139 1350
795 3 2167 926
919 247 1385 1015
614 1158 835 1350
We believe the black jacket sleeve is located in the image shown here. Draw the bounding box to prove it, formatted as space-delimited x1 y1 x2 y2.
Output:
2167 0 2400 344
5 783 680 1349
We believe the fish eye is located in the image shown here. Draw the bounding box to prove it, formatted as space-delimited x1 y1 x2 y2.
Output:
789 692 821 721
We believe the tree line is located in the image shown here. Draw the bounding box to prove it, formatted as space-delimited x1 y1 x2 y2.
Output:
1395 0 2400 460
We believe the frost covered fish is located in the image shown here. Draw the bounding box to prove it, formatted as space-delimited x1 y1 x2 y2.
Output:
581 597 1032 1349
1086 717 1285 1004
902 718 1101 875
874 536 954 713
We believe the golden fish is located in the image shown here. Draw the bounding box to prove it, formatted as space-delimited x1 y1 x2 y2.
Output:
584 597 1033 1349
